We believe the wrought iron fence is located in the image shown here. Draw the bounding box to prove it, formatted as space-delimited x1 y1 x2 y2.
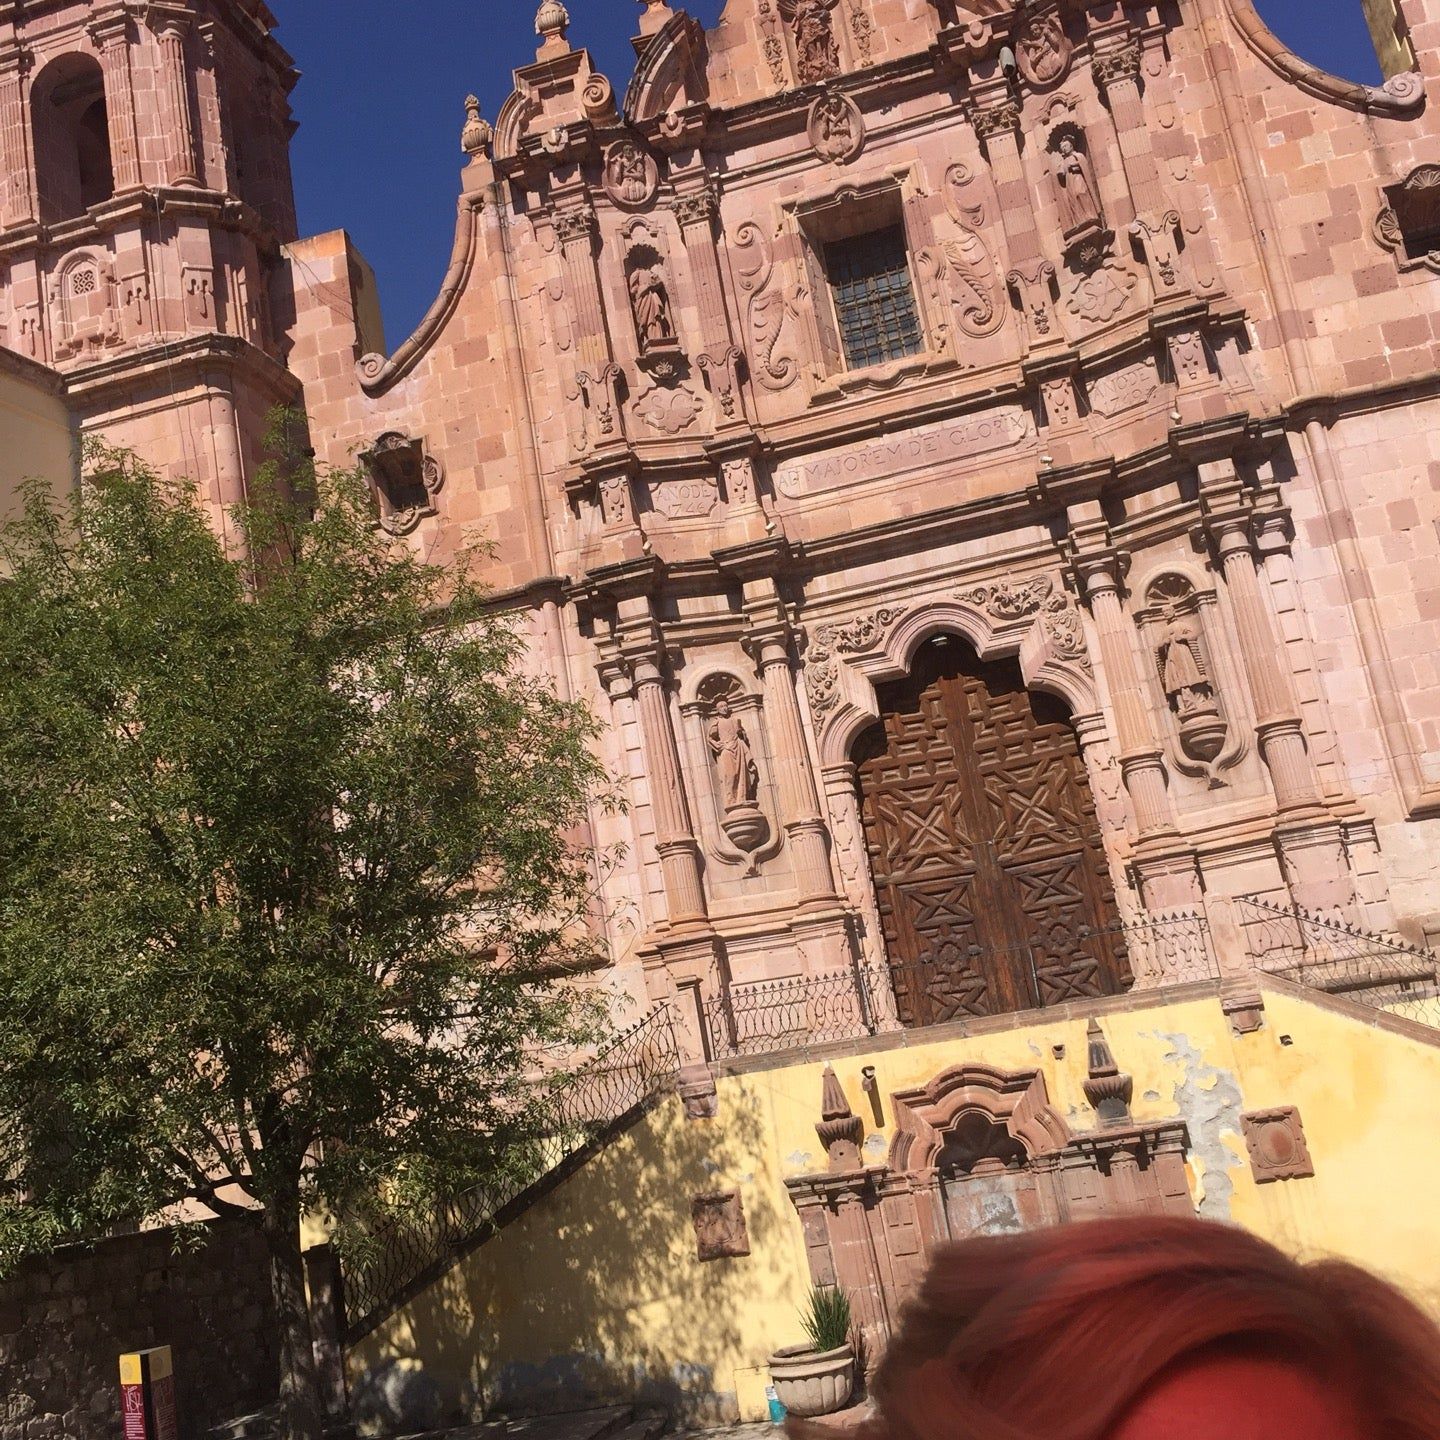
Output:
1235 895 1440 1029
703 910 1220 1061
339 1002 680 1342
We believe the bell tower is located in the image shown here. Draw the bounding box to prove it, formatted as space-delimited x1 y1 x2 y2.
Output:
0 0 302 516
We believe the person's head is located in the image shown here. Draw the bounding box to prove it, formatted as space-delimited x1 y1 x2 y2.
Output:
797 1216 1440 1440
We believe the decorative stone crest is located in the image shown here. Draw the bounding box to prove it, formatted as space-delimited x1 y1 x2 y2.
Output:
603 138 659 209
1066 257 1137 324
360 432 444 536
1015 2 1071 88
807 88 864 165
633 380 704 435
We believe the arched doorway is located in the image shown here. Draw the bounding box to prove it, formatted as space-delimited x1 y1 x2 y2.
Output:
854 635 1129 1022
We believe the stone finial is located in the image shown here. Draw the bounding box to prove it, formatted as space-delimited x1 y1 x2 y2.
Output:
460 95 491 158
816 1065 864 1172
536 0 570 48
637 0 674 35
1082 1018 1134 1128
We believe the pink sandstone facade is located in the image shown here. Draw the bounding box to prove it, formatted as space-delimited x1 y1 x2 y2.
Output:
6 0 1440 1066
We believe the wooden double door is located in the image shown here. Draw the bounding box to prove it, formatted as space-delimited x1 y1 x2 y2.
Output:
855 637 1129 1023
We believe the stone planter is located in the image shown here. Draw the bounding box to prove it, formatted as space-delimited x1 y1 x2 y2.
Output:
768 1342 856 1418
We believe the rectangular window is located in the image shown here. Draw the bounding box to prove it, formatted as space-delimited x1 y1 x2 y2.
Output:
824 225 924 370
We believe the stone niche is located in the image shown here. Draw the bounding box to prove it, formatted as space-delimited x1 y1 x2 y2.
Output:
785 1034 1191 1354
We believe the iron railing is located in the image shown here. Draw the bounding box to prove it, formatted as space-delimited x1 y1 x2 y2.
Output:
339 1002 680 1342
1235 894 1440 1029
703 910 1220 1061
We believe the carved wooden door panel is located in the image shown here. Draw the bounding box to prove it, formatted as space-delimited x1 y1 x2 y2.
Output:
856 639 1128 1023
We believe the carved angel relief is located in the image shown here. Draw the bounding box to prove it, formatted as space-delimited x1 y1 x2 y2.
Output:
603 139 659 209
786 0 841 83
808 88 864 165
1014 3 1071 88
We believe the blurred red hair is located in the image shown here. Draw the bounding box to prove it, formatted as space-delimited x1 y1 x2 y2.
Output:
790 1215 1440 1440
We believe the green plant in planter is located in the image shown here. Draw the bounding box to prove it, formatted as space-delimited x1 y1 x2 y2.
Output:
801 1285 853 1353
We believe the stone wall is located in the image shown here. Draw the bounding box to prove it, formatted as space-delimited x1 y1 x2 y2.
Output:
0 1219 277 1440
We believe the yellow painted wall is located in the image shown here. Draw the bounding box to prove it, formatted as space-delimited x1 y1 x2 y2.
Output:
0 357 76 526
350 984 1440 1425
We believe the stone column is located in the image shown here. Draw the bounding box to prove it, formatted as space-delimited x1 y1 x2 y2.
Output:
89 14 142 192
149 8 199 186
673 186 745 425
1204 512 1322 816
0 41 35 227
749 629 838 910
630 650 709 927
1071 551 1175 842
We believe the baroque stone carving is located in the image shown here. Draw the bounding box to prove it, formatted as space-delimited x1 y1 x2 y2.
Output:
49 249 121 360
972 100 1021 142
692 1192 751 1261
1007 260 1059 345
758 0 789 86
1145 574 1230 785
699 673 770 859
1092 43 1141 90
958 575 1055 621
360 432 444 536
1049 129 1104 242
632 380 703 434
1066 257 1137 324
1373 164 1440 274
1040 590 1090 668
918 164 1004 346
732 220 800 391
847 0 873 65
806 606 905 716
604 138 659 209
807 88 864 165
1242 1107 1314 1184
672 187 718 230
460 94 491 157
1015 3 1071 88
721 456 758 507
788 0 840 83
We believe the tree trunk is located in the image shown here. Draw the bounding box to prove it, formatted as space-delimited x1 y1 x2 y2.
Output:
263 1199 326 1440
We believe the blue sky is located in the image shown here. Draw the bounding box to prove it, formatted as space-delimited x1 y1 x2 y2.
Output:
280 0 1383 348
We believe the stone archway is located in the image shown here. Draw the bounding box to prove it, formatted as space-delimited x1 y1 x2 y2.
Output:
853 634 1129 1021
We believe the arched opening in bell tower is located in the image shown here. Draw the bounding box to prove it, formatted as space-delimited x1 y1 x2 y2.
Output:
853 633 1130 1024
31 53 115 224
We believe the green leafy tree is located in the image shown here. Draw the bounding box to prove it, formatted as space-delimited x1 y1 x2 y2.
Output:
0 433 615 1440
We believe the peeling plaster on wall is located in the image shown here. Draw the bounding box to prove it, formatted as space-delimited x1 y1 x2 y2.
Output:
863 1133 887 1157
785 1150 815 1170
1143 1089 1162 1101
1155 1030 1245 1219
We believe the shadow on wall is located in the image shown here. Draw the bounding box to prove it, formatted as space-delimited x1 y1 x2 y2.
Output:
351 1084 789 1431
1252 0 1385 84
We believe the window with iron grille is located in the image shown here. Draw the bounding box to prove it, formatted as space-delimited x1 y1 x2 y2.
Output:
824 225 923 370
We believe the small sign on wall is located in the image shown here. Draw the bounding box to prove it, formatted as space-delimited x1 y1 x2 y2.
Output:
119 1346 178 1440
693 1191 751 1261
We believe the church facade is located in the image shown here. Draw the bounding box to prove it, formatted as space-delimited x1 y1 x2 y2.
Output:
7 0 1440 1422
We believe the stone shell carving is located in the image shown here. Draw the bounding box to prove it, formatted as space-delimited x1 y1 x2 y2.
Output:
603 138 659 209
1374 164 1440 274
807 88 864 165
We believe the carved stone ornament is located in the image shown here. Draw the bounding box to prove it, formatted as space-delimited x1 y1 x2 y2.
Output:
460 94 492 157
816 1066 864 1171
806 606 905 716
1066 257 1137 325
808 88 864 165
1092 43 1141 91
360 432 445 536
732 221 800 391
1048 126 1104 245
1145 574 1230 786
652 475 719 519
787 0 841 84
1089 358 1160 417
919 164 1004 342
698 672 771 861
847 0 874 65
758 0 789 87
692 1192 751 1261
554 205 598 246
49 248 122 360
1015 3 1071 88
603 138 659 209
633 380 704 435
972 100 1021 142
1242 1107 1314 1184
1374 164 1440 274
672 187 719 231
958 574 1056 621
1007 260 1059 345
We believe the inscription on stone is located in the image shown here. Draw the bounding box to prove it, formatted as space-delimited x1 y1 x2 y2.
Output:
774 408 1031 498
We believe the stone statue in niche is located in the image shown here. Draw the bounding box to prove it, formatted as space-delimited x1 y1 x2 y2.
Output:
1148 574 1230 786
700 676 770 861
789 0 840 83
1050 131 1103 241
629 259 674 350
